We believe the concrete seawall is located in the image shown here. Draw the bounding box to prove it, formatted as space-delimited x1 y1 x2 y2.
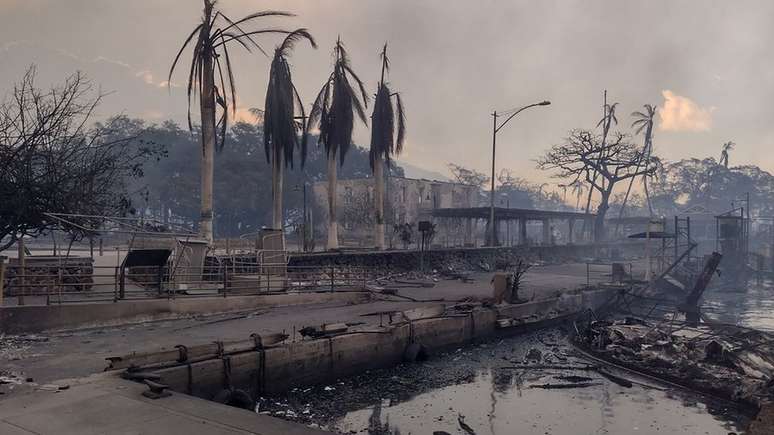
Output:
148 288 619 398
0 291 371 334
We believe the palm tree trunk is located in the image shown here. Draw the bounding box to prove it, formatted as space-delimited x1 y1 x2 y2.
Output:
271 149 284 231
643 137 654 216
199 39 216 244
374 155 385 249
327 152 339 250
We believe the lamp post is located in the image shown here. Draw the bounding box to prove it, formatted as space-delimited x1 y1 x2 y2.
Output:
488 100 551 246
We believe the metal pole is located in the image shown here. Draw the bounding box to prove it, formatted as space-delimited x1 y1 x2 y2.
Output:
489 111 497 247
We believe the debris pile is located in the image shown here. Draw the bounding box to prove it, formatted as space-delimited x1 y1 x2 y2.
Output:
577 317 774 408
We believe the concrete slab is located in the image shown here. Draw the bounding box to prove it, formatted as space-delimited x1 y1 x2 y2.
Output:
0 374 329 435
0 422 35 434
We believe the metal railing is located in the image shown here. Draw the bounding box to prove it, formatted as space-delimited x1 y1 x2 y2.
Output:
0 259 369 306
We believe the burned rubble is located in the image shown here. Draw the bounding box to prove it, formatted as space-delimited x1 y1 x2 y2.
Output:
576 316 774 409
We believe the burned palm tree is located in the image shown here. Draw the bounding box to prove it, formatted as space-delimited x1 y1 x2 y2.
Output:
580 96 618 237
263 29 317 234
369 43 406 249
631 105 657 213
613 104 657 236
168 0 291 242
308 37 369 250
720 141 735 168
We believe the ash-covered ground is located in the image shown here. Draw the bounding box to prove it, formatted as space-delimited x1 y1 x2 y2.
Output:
257 327 749 434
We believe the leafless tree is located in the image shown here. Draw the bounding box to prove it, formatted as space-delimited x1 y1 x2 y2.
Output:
537 129 654 240
448 163 489 187
0 67 162 251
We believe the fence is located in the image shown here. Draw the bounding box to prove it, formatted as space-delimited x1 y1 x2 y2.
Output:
0 257 369 306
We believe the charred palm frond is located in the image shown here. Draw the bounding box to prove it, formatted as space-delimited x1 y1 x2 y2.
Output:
631 104 656 136
264 29 317 169
168 0 292 152
369 43 406 170
596 102 619 134
308 37 369 165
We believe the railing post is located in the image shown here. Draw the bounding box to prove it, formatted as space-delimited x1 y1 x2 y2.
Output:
113 266 119 302
119 267 126 300
222 266 228 298
0 257 5 306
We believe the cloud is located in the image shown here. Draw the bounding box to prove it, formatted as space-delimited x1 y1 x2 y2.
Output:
658 90 714 132
135 70 154 85
93 56 130 69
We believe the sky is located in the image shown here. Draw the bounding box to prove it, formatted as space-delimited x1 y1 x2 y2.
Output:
2 0 773 189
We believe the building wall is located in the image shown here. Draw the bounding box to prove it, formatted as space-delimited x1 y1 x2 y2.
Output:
312 176 479 247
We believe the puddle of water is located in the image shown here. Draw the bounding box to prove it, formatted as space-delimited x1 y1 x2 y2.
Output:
333 369 743 435
259 329 748 435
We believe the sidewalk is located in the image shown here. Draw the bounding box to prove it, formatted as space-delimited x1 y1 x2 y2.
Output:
0 373 327 435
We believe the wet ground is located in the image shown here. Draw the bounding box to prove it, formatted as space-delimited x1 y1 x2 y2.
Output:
258 328 749 435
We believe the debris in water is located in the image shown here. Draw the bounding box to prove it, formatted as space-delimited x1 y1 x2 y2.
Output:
457 414 476 434
530 382 603 389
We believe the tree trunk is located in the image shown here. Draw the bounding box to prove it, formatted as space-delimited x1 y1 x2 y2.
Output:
198 28 216 244
373 155 385 249
327 152 339 250
272 149 286 250
271 149 284 231
594 191 611 242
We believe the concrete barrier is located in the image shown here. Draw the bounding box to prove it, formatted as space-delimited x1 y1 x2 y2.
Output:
150 288 619 399
0 291 371 333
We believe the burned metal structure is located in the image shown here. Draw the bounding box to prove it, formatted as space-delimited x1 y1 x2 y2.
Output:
431 206 595 246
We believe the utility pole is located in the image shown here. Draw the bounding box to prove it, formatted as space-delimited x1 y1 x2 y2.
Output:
488 100 551 246
489 111 498 246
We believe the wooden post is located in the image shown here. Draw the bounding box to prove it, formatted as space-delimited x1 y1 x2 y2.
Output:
17 238 25 306
0 257 5 306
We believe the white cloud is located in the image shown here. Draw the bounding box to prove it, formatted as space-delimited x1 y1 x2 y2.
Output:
93 56 130 69
658 90 714 132
135 70 154 85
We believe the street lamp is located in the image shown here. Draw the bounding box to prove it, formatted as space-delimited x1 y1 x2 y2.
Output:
488 100 551 246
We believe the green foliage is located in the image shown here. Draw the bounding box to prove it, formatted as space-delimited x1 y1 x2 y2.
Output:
115 119 403 238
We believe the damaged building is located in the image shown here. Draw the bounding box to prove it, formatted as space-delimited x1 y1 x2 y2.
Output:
312 176 481 247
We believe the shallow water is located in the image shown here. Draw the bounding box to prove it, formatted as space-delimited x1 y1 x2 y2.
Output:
702 279 774 331
260 329 748 435
334 370 742 435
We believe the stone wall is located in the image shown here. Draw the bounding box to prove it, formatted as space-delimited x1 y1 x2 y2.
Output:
3 256 94 296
